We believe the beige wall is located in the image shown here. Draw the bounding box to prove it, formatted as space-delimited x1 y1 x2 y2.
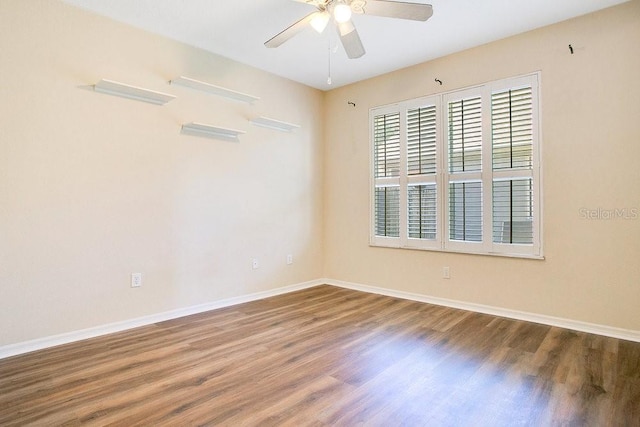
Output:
0 0 324 346
323 1 640 330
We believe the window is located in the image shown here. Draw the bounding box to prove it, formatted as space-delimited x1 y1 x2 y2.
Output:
370 74 542 258
407 105 438 242
373 112 401 238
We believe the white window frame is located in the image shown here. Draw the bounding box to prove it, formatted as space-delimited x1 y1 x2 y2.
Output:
369 73 543 259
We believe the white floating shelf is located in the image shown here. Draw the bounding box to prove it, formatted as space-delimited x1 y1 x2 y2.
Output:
92 79 175 105
181 122 245 142
170 76 259 104
250 116 300 132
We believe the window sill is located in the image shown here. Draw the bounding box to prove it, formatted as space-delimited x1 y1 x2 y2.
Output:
369 242 545 260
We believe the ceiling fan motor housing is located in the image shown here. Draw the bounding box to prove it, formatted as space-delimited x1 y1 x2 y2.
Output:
266 0 434 59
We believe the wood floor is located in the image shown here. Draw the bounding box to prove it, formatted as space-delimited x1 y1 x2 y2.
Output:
1 285 639 426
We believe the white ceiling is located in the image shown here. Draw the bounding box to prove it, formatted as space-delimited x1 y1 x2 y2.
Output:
61 0 628 90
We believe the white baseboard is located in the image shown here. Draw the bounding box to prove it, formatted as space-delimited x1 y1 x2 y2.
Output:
0 279 322 360
322 278 640 343
3 277 638 360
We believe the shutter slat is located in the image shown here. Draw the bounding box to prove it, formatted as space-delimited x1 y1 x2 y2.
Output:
407 105 437 176
449 181 483 242
448 96 482 173
408 184 437 240
374 113 401 178
492 87 533 170
492 179 533 244
375 186 400 237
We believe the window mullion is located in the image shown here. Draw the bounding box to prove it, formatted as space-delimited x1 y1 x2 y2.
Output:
530 75 542 256
441 96 450 250
399 108 408 247
481 86 493 253
435 97 444 248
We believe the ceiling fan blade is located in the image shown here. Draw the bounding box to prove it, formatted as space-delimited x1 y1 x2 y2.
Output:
337 20 366 59
264 12 316 48
358 0 433 21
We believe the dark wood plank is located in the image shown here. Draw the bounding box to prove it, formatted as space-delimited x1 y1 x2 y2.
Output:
1 284 639 426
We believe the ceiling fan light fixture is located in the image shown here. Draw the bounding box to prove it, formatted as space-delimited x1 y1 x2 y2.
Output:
333 3 352 24
310 11 330 33
337 20 355 36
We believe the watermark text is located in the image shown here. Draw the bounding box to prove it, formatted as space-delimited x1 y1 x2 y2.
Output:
579 207 638 220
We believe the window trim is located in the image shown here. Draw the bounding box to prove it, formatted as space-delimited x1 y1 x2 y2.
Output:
369 73 544 259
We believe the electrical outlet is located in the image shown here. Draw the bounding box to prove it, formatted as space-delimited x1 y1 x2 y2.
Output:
443 267 450 279
252 259 259 270
131 273 142 288
287 254 293 265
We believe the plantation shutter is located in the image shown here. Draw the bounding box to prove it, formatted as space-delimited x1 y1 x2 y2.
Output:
492 87 533 170
407 106 437 175
492 179 533 244
449 181 483 242
408 184 437 239
447 95 483 243
374 113 400 178
373 112 401 238
491 86 534 246
448 97 482 173
375 187 400 237
407 105 437 242
370 73 540 257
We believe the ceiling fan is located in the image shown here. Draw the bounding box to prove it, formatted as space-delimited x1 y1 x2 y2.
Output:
265 0 433 59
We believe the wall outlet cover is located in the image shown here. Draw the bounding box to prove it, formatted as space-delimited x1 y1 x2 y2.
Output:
131 273 142 288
